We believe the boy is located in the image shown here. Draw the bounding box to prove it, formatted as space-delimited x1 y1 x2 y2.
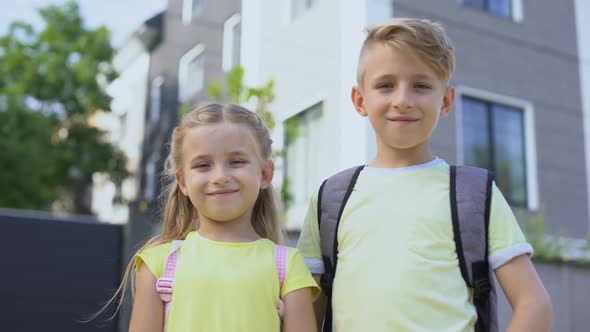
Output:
297 18 552 332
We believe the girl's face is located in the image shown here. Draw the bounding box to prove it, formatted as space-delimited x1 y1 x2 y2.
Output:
176 122 274 224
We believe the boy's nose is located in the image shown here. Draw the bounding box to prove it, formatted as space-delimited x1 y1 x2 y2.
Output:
392 87 414 110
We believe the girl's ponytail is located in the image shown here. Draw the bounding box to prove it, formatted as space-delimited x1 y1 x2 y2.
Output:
252 186 284 244
160 179 198 241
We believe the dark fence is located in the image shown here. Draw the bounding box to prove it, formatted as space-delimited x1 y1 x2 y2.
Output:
0 209 123 332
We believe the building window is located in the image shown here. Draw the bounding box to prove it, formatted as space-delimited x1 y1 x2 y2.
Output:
144 156 157 200
461 96 527 207
150 76 164 124
462 0 514 19
291 0 317 21
222 13 241 72
118 112 127 141
178 44 205 102
283 102 323 208
182 0 206 24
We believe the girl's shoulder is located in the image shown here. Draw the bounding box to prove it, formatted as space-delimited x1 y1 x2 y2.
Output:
141 241 173 256
135 240 177 278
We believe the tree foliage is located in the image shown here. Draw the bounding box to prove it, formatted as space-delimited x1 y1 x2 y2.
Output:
208 65 275 130
0 1 128 214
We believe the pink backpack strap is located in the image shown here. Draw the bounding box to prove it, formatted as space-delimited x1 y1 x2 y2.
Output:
275 245 288 318
156 240 183 331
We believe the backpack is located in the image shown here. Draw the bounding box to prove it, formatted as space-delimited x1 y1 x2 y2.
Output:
317 165 497 332
155 241 289 331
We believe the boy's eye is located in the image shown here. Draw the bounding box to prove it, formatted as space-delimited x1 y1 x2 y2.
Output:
193 163 210 169
377 83 393 89
415 83 431 89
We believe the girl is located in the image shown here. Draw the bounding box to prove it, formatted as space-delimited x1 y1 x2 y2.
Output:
124 104 319 331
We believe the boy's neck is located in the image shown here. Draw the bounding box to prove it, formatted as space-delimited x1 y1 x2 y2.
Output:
370 142 434 168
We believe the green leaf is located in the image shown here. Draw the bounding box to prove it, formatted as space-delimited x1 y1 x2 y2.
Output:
208 81 222 101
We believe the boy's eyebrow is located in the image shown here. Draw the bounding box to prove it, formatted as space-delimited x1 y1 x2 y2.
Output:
371 74 395 81
369 72 437 82
412 73 438 80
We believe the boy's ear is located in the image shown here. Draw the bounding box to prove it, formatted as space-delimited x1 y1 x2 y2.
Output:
440 86 455 118
351 86 368 117
260 160 275 190
176 171 189 196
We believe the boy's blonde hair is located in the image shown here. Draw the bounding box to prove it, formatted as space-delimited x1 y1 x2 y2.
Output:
357 17 455 84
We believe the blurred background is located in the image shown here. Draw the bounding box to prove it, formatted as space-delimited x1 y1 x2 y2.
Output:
1 0 589 331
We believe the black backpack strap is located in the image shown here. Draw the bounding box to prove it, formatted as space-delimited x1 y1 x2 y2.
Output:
450 165 498 332
317 166 364 332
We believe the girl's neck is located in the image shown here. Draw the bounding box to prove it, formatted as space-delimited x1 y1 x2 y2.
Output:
197 213 261 243
371 141 433 168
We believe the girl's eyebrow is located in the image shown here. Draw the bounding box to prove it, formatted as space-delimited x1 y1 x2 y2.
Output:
227 149 250 156
189 155 208 164
189 150 249 163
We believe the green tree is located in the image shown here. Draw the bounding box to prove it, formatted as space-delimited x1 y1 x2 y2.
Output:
0 1 128 214
207 65 275 130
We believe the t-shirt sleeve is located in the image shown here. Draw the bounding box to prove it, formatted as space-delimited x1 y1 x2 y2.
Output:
135 242 172 278
488 182 534 270
296 191 324 274
281 248 321 301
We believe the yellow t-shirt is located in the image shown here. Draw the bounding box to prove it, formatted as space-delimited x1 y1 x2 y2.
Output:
137 231 320 332
297 158 533 332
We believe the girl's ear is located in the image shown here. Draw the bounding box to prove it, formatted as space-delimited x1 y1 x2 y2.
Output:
176 171 189 196
260 160 275 189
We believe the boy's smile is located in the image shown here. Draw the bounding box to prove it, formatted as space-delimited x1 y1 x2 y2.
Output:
387 115 419 124
352 43 455 166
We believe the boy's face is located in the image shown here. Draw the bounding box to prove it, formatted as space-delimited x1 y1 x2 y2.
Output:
352 43 454 153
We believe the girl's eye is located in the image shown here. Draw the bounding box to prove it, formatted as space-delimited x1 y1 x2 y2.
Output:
230 159 247 166
193 163 210 169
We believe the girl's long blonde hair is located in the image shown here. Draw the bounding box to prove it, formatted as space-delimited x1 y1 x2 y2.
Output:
100 103 283 319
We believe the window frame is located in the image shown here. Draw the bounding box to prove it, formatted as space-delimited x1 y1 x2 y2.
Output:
290 0 317 21
222 13 242 72
182 0 206 25
178 44 206 102
283 102 323 208
460 0 523 21
144 155 157 200
150 76 164 124
455 86 538 210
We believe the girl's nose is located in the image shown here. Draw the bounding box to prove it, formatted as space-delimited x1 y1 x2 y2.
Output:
211 166 230 185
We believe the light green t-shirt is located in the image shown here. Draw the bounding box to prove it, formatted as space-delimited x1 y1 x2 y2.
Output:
297 158 532 332
137 231 320 332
